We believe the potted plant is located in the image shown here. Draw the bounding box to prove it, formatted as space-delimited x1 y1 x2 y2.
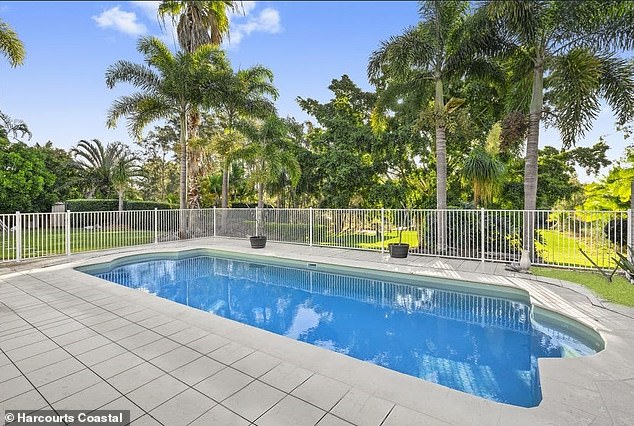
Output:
250 206 267 248
249 235 267 248
388 209 410 258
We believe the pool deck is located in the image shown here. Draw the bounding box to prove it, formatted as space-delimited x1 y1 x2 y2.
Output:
1 238 633 425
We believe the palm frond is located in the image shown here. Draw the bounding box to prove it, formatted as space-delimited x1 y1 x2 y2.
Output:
0 19 25 67
105 60 161 91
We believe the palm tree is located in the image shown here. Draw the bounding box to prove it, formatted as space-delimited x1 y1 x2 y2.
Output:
158 0 239 207
484 0 634 210
463 123 505 207
158 1 238 50
484 0 634 254
237 116 301 208
212 66 278 207
0 111 31 141
72 139 137 206
105 36 230 212
0 18 25 67
368 0 496 250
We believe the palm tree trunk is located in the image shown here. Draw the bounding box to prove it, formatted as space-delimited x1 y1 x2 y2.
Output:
523 56 545 257
187 109 200 209
118 190 124 212
258 183 264 208
434 77 447 253
221 163 229 208
179 111 188 239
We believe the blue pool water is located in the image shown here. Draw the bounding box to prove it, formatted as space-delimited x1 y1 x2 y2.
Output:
87 254 601 407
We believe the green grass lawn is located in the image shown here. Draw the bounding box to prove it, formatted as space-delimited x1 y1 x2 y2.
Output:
532 266 634 307
2 229 155 260
536 229 616 268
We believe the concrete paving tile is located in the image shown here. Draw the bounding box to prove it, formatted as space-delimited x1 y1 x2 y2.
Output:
381 405 449 426
316 414 355 426
194 367 254 402
53 380 121 411
97 396 146 423
331 388 395 426
0 376 33 403
1 330 48 351
151 320 189 337
38 368 102 403
6 336 57 364
52 328 99 346
126 374 188 412
170 355 224 386
90 317 132 334
168 327 209 345
259 362 312 393
102 323 146 341
15 347 70 373
0 389 49 411
129 414 162 425
76 343 128 367
108 362 165 394
223 380 285 422
63 334 112 356
232 351 281 378
186 333 229 354
136 314 173 329
0 363 22 383
150 346 202 372
596 380 634 416
131 337 181 361
291 374 350 411
42 320 86 337
26 357 85 387
91 352 145 379
255 395 326 426
149 388 215 425
117 329 163 350
189 405 249 426
208 342 254 365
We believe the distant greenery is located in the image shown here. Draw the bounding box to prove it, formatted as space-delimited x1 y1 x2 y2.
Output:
532 267 634 307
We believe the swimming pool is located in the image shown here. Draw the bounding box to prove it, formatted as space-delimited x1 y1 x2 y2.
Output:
80 251 603 407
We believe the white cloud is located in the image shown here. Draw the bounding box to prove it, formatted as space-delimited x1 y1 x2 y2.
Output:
229 7 281 47
93 6 147 36
230 1 257 17
131 1 161 19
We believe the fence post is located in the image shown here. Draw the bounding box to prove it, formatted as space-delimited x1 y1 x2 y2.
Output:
480 208 485 262
213 207 216 237
309 207 313 247
381 208 385 253
15 211 21 262
628 209 632 257
65 210 71 256
154 208 158 244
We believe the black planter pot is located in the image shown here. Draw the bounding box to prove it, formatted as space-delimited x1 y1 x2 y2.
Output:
250 236 267 249
389 243 410 258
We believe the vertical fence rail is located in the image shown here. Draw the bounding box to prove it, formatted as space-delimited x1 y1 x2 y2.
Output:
0 207 628 270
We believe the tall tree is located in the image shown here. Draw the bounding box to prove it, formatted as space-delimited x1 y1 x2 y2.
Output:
158 0 239 207
105 36 230 213
237 116 301 208
71 139 137 206
0 18 25 67
212 66 278 207
368 1 497 249
485 0 634 212
0 111 30 141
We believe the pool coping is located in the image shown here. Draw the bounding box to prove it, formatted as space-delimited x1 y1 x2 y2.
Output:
1 238 633 425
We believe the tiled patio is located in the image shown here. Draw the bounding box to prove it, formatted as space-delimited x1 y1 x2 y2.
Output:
1 238 633 425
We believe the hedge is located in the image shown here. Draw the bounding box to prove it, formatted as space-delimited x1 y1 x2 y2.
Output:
65 199 176 212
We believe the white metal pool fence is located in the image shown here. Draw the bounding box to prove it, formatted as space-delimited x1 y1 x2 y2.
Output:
0 208 629 270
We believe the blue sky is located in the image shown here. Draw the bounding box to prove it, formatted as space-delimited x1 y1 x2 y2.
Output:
0 1 630 182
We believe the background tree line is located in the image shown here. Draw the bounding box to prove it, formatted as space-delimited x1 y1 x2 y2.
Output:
1 1 633 215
